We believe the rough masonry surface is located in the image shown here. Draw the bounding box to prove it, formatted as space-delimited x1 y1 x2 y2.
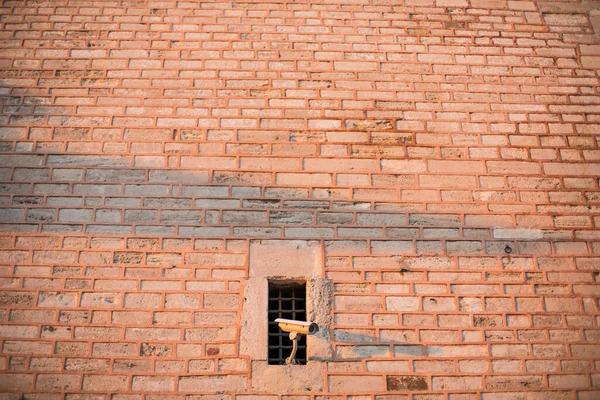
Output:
0 0 599 398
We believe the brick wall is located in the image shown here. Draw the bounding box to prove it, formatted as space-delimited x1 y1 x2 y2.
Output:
1 0 599 398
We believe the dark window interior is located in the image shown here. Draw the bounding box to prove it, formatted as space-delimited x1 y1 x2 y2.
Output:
267 280 307 365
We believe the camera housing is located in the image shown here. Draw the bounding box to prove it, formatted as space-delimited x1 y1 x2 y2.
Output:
275 318 319 335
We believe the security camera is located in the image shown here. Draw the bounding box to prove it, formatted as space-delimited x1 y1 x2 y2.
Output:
275 318 319 335
274 318 319 365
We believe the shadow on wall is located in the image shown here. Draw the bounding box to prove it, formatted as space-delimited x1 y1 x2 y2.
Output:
333 331 427 360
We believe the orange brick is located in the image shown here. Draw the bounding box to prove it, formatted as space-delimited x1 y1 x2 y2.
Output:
0 1 598 397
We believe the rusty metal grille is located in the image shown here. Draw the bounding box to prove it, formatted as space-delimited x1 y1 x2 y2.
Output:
267 281 307 365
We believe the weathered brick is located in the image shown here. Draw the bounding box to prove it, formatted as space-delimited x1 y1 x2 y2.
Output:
336 296 382 311
203 294 239 309
330 375 383 392
179 375 246 392
124 293 162 309
92 343 138 357
36 374 80 390
37 292 78 308
432 376 482 391
132 376 175 392
0 373 33 390
82 375 129 391
165 294 201 309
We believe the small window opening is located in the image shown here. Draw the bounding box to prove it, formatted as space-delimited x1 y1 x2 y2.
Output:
268 280 307 365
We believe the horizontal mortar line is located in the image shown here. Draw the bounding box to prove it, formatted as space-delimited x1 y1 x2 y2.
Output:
0 235 593 244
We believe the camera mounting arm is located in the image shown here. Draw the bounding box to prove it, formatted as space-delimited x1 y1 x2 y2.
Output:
286 331 301 365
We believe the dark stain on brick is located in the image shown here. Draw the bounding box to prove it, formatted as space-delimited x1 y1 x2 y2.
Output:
11 196 43 205
206 347 220 356
474 315 498 327
0 292 34 307
140 343 171 357
42 325 55 332
113 252 143 264
387 375 428 391
289 130 327 143
445 21 465 28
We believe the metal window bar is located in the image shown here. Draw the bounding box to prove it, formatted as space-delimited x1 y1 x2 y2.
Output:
267 281 307 365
